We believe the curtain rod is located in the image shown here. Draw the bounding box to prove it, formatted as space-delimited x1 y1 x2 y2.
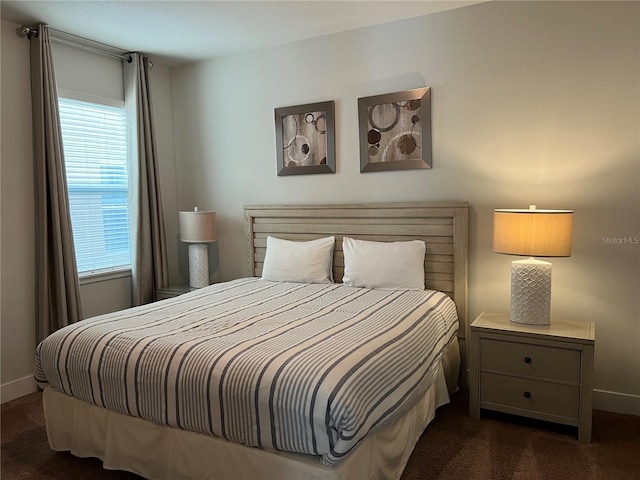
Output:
20 25 133 63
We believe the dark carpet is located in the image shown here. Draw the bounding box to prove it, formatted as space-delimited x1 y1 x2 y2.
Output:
2 389 639 479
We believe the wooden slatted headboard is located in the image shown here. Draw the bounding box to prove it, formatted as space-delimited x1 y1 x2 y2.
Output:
244 202 469 372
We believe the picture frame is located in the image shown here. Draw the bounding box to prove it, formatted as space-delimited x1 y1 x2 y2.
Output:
274 100 336 176
358 87 431 173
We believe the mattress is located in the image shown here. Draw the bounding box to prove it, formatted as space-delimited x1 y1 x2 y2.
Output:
35 278 459 466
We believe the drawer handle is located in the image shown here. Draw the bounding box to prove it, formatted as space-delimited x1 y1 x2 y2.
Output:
524 391 531 399
524 356 532 364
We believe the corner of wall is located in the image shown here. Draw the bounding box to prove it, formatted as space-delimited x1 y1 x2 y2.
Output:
1 376 38 404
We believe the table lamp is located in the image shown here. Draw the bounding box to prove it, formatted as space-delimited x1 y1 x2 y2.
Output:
179 207 217 289
493 205 573 325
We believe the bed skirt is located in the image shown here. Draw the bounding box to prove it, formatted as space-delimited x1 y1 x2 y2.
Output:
43 340 459 480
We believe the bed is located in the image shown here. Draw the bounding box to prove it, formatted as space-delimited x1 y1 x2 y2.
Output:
36 201 469 480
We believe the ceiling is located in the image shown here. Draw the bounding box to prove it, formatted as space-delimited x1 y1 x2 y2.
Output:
1 1 483 66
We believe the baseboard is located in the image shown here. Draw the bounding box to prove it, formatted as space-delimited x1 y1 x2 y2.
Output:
1 375 38 404
593 389 640 416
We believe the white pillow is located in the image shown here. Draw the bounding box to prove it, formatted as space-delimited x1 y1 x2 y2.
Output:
261 236 335 284
342 237 426 290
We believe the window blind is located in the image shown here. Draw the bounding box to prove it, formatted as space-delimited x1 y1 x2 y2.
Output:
58 96 131 274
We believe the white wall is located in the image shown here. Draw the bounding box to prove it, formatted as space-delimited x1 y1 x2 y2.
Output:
0 20 178 402
170 2 639 414
1 20 37 402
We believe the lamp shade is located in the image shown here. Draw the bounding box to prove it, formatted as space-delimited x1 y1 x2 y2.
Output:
493 207 573 257
179 210 217 243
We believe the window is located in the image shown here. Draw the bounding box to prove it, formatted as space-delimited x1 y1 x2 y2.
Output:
58 95 131 275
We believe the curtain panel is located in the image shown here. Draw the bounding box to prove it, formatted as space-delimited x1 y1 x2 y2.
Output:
30 24 83 341
124 54 169 305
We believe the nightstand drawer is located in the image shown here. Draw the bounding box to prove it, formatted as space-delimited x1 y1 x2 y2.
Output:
480 338 581 383
481 372 580 419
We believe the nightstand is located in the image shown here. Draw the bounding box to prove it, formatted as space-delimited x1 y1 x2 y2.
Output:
156 284 192 300
469 312 595 443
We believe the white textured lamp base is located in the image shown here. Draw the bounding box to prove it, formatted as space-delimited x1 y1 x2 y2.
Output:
188 243 209 289
510 258 552 325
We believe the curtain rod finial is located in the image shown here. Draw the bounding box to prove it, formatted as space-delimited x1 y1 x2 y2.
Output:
18 25 38 39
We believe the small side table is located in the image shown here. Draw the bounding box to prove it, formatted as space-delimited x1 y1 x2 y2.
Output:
469 312 595 442
156 284 192 300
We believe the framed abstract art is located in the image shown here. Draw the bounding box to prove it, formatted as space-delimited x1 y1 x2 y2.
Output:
358 88 431 173
274 101 336 176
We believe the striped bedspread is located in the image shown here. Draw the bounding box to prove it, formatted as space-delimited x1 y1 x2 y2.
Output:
35 277 458 466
